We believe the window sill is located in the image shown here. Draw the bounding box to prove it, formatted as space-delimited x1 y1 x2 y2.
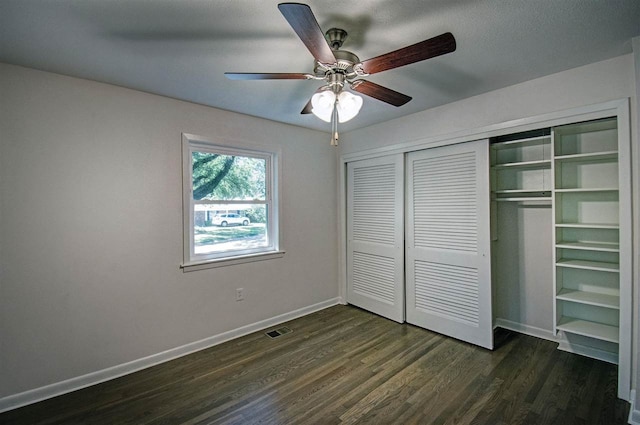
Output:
181 250 286 272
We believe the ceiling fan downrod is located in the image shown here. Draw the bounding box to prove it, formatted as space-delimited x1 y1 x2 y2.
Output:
325 28 347 50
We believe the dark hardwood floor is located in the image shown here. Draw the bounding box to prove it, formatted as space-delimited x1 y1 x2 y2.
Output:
1 305 630 424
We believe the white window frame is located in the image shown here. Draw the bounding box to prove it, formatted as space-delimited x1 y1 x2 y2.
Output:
181 133 283 271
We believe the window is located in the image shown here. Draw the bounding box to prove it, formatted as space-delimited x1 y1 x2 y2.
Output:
182 134 281 269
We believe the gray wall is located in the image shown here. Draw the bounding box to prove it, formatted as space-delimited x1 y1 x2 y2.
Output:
0 63 339 399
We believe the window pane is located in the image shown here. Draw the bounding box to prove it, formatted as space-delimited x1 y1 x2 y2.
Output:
193 204 268 255
192 152 266 201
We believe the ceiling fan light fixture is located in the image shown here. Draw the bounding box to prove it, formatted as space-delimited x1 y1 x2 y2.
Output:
336 91 363 123
311 90 336 122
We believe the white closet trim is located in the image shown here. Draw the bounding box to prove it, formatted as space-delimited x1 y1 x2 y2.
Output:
341 99 628 163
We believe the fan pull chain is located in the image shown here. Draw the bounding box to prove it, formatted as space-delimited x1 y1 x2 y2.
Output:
330 101 339 146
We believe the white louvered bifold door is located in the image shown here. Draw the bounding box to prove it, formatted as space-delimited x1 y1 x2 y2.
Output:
347 154 404 323
406 140 493 349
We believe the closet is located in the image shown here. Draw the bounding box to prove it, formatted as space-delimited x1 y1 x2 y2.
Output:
345 110 631 399
490 130 555 342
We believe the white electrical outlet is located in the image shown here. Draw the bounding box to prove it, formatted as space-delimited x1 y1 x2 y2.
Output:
236 288 244 301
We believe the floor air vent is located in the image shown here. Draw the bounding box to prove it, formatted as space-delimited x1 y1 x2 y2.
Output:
265 326 292 339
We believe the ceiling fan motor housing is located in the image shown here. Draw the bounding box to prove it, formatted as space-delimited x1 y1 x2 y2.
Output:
314 28 360 80
314 49 360 77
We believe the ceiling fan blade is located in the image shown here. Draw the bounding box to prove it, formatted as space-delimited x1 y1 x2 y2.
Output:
225 72 310 80
351 80 412 107
278 3 336 65
358 32 456 75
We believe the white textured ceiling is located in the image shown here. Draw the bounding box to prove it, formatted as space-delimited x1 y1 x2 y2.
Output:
1 0 639 133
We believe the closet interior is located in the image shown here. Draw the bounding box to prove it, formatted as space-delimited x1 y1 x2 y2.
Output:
490 118 627 352
489 116 629 399
490 129 555 342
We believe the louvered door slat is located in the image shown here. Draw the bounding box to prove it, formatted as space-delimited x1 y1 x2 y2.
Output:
414 260 480 325
412 151 478 252
347 154 404 323
406 140 493 349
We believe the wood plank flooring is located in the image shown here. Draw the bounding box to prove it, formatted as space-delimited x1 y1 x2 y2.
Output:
1 305 630 424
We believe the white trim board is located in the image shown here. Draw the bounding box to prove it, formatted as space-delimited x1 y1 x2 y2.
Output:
340 99 627 163
0 298 341 414
629 389 640 425
493 318 558 343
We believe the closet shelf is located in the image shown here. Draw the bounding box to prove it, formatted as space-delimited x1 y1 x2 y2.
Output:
555 241 619 252
494 197 551 203
492 159 551 169
491 136 550 149
556 259 619 273
557 317 619 343
554 151 618 162
555 223 619 230
554 119 617 136
556 289 619 309
494 189 551 194
554 188 618 193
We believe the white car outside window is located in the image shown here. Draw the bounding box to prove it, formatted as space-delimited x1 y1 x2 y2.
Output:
212 213 250 227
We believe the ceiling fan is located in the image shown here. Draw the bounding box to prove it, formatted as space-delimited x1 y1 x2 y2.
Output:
225 3 456 145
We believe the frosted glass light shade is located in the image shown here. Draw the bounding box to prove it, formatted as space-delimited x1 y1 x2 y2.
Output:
311 91 336 122
336 91 363 123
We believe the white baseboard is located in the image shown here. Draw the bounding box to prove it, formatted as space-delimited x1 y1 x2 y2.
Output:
493 318 558 342
0 297 340 414
629 389 639 425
